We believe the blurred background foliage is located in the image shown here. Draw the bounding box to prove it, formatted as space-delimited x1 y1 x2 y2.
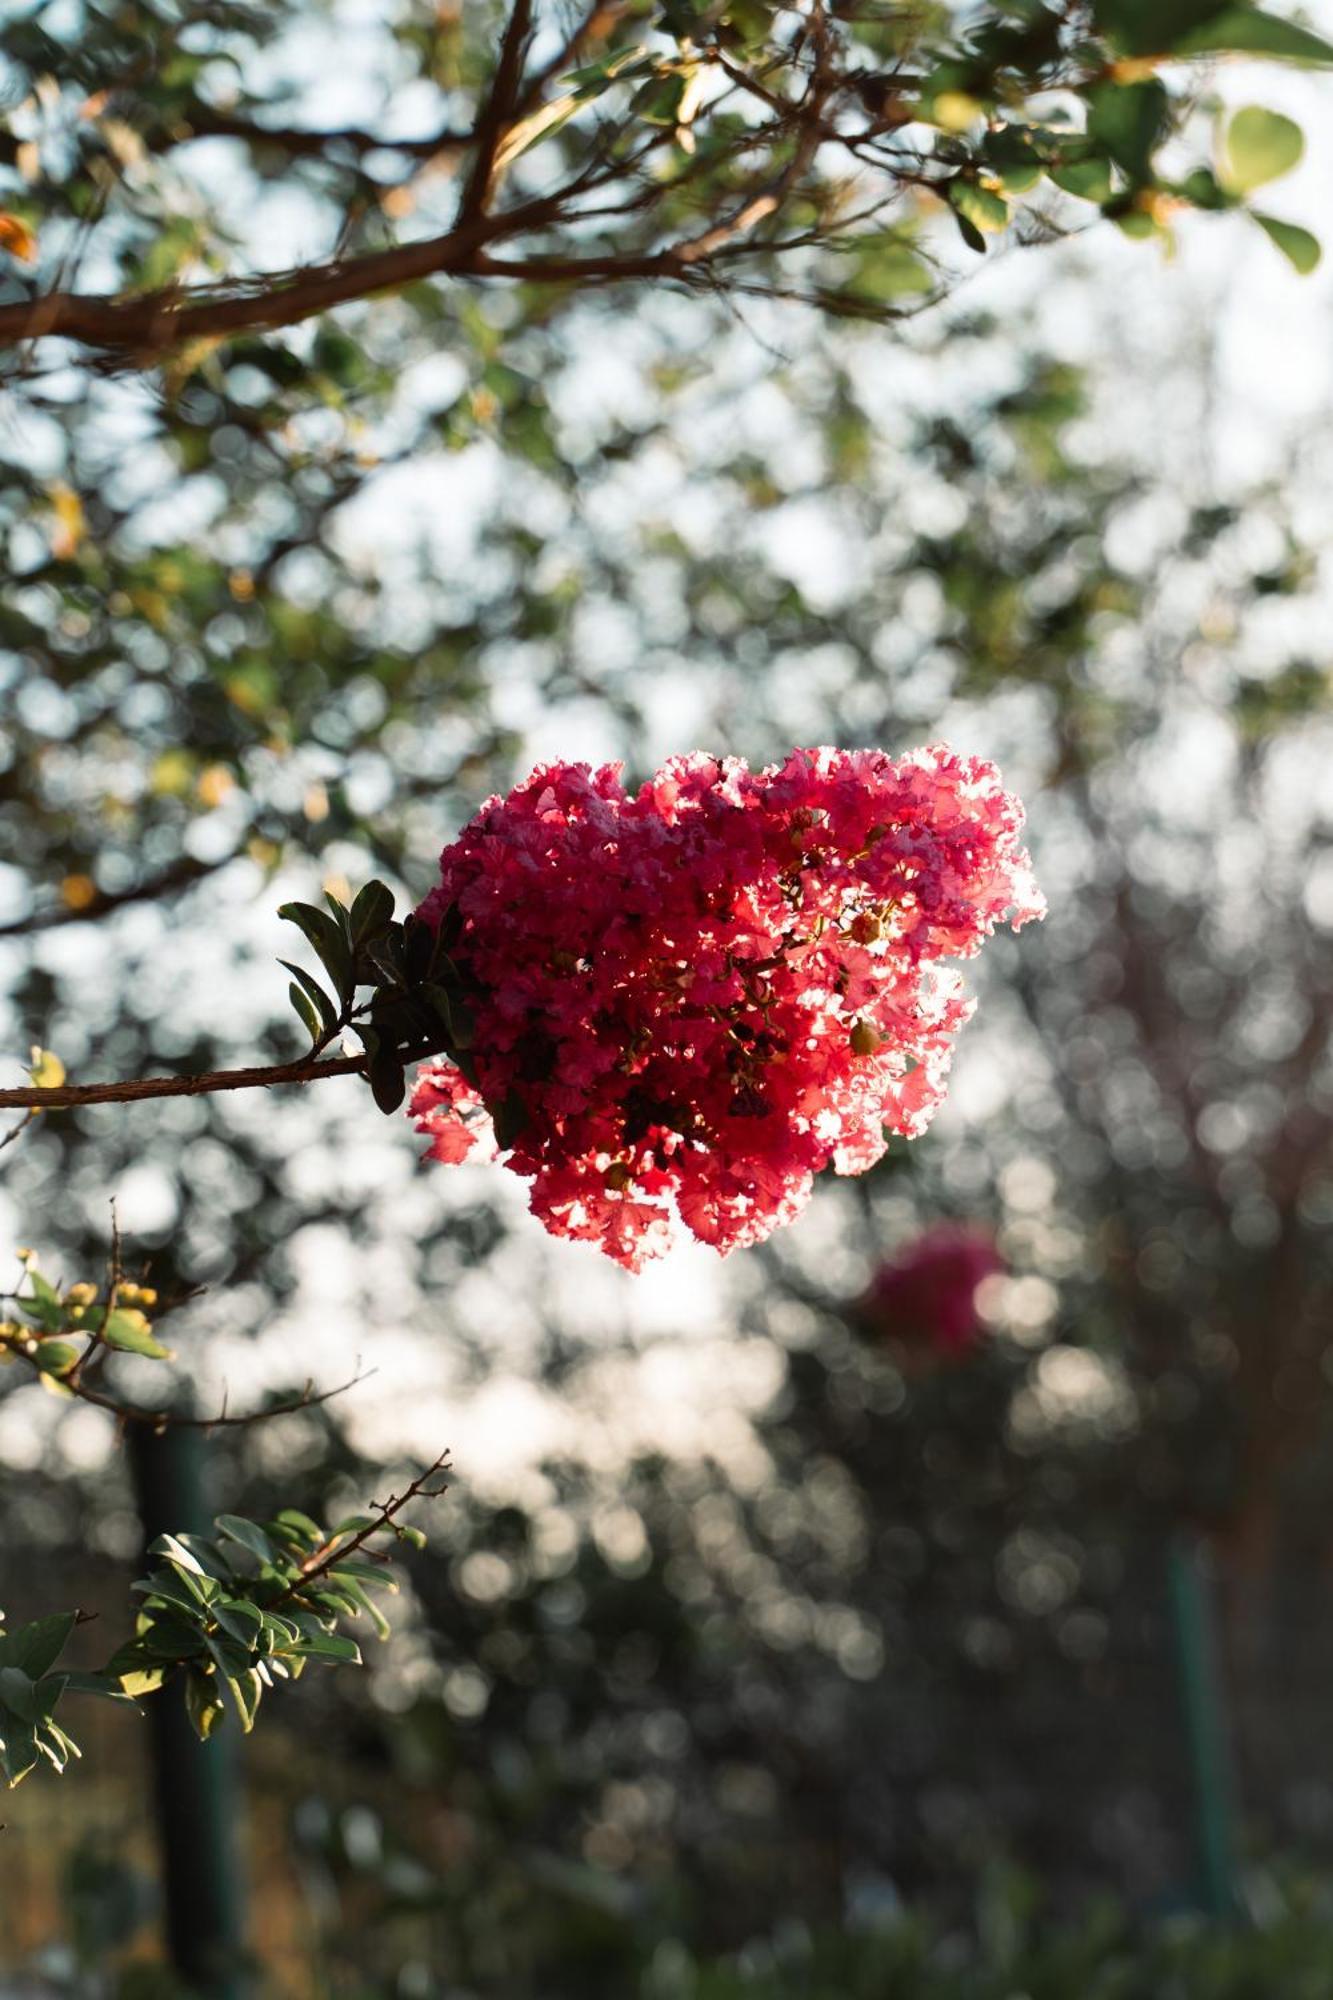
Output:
4 0 1333 1995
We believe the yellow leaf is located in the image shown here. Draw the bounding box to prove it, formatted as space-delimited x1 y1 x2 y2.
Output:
930 92 983 133
60 874 97 911
27 1047 65 1090
0 213 37 263
196 764 234 809
48 484 85 560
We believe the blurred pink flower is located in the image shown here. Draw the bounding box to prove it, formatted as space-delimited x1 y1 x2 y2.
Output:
862 1224 1003 1357
411 747 1043 1269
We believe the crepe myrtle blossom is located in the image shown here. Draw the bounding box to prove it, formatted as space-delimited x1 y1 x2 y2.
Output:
860 1224 1004 1358
409 747 1043 1270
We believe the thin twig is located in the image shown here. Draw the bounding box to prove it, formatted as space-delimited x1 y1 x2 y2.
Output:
19 1347 375 1433
0 1111 35 1154
0 1053 365 1112
0 854 229 938
459 0 536 224
282 1450 452 1599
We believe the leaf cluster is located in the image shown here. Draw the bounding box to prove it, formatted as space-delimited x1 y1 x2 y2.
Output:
107 1506 410 1744
279 880 476 1114
0 1250 171 1392
0 1462 444 1785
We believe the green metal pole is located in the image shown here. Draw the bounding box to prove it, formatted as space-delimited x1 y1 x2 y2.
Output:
1166 1530 1240 1919
129 1425 249 1998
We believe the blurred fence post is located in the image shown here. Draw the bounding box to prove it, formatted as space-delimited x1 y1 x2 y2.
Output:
1167 1530 1239 1918
129 1424 249 1998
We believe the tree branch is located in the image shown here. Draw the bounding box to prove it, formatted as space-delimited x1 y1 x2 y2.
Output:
20 1355 373 1434
0 1053 365 1111
0 219 500 360
0 854 228 938
459 0 536 225
157 107 473 165
283 1450 451 1600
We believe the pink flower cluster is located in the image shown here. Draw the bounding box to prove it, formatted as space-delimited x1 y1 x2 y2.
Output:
861 1224 1003 1358
410 748 1043 1269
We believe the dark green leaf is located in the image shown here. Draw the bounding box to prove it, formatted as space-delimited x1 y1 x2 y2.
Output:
952 207 987 254
349 879 396 948
277 902 356 1003
1086 79 1169 184
291 1632 362 1665
1050 156 1114 203
280 960 340 1036
184 1671 224 1742
402 913 436 984
0 1612 76 1679
1252 210 1321 271
367 1051 406 1115
288 982 321 1046
1092 0 1231 55
1173 7 1333 62
0 1667 42 1723
491 1090 529 1151
215 1515 279 1565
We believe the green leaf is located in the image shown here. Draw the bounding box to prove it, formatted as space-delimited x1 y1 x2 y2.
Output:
421 983 471 1050
842 233 935 302
367 1051 406 1115
290 1631 362 1665
1177 166 1232 211
564 45 649 96
491 1089 529 1150
1086 79 1169 184
327 1558 397 1592
272 1509 323 1543
323 1573 392 1640
212 1599 266 1647
36 1718 80 1772
184 1670 225 1742
1252 210 1321 271
1223 105 1304 191
59 1669 138 1703
0 1612 76 1679
223 1667 263 1732
949 181 1010 234
148 1533 209 1579
101 1308 171 1360
288 981 322 1047
1173 7 1333 63
1 1723 40 1786
952 207 986 254
33 1339 79 1375
0 1667 42 1723
1050 156 1114 203
22 1270 64 1331
348 879 396 948
1092 0 1236 54
279 961 340 1037
215 1515 279 1565
493 93 580 170
277 902 356 1004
